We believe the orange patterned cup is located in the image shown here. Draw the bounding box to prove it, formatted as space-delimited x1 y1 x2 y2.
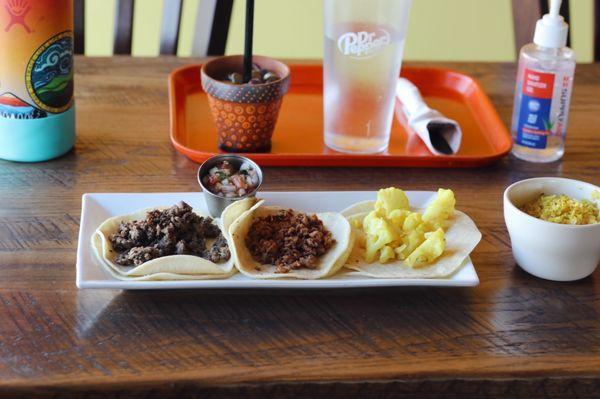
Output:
201 55 290 153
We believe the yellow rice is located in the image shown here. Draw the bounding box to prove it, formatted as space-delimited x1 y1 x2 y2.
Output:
520 194 599 225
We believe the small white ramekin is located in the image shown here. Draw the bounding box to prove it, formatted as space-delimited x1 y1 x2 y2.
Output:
503 177 600 281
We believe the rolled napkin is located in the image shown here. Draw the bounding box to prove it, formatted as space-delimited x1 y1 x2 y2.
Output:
396 78 462 155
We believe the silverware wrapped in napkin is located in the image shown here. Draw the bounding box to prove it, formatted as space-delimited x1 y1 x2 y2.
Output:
396 78 462 155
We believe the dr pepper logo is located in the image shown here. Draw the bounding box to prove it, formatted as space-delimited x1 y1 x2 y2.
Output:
337 29 390 59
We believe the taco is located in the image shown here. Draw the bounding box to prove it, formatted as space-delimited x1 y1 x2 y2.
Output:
342 188 482 279
228 201 354 279
92 201 236 280
221 197 260 240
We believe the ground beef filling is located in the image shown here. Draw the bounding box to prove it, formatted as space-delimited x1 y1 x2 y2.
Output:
245 210 336 273
109 201 230 266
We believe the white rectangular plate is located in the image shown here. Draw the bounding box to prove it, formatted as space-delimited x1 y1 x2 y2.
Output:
77 192 479 289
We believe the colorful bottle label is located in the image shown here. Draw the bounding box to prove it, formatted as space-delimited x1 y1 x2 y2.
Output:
0 0 73 120
516 68 555 149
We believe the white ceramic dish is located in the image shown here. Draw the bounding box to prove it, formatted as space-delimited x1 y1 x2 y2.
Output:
77 191 479 289
504 177 600 281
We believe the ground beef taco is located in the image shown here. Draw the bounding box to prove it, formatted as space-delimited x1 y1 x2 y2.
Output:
92 201 236 280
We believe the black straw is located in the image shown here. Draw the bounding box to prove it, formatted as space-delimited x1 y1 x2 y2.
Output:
243 0 255 83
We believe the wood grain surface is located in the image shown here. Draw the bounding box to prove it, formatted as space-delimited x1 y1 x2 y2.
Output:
0 57 598 398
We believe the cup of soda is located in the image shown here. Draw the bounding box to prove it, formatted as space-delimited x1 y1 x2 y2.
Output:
323 0 413 154
201 55 290 153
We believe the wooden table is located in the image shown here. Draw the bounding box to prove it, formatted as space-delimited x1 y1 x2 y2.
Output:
0 57 598 398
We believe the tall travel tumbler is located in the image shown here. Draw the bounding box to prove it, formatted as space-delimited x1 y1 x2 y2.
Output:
0 0 75 162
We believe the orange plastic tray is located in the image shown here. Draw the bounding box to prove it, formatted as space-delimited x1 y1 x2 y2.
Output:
169 64 512 167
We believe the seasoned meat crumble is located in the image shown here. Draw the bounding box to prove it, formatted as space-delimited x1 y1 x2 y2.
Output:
109 201 230 266
245 209 336 273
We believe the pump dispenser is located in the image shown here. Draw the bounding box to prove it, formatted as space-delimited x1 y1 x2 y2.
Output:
533 0 569 48
511 0 575 162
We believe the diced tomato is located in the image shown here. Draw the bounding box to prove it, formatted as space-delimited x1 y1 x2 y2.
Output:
231 174 248 190
207 174 220 186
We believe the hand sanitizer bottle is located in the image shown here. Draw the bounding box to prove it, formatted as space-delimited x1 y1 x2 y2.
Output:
511 0 575 162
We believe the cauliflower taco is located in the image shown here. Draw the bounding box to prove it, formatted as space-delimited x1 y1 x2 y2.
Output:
227 199 354 279
342 188 481 278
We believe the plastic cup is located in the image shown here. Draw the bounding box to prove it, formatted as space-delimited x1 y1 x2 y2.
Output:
323 0 413 154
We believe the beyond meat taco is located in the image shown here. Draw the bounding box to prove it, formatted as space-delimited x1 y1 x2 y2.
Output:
92 201 236 280
228 201 354 279
342 188 482 279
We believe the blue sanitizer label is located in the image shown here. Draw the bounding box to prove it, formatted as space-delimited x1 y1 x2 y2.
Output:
516 68 556 149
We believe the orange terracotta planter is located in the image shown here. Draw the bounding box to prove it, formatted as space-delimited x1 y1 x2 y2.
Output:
201 55 290 152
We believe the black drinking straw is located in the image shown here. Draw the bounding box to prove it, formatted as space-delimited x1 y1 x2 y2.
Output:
243 0 255 83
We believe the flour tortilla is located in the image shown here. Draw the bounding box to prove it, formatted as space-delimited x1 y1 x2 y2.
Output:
229 204 354 279
92 206 236 280
343 201 481 278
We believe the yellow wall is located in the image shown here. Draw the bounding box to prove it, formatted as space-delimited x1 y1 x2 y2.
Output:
226 0 324 59
85 0 115 55
84 0 594 62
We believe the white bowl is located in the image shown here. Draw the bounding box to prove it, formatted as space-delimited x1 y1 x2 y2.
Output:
503 177 600 281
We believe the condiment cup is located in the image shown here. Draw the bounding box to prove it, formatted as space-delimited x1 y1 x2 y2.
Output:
198 154 263 218
503 177 600 281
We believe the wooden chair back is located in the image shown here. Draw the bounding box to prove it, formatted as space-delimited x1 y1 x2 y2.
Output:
73 0 234 56
74 1 600 60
